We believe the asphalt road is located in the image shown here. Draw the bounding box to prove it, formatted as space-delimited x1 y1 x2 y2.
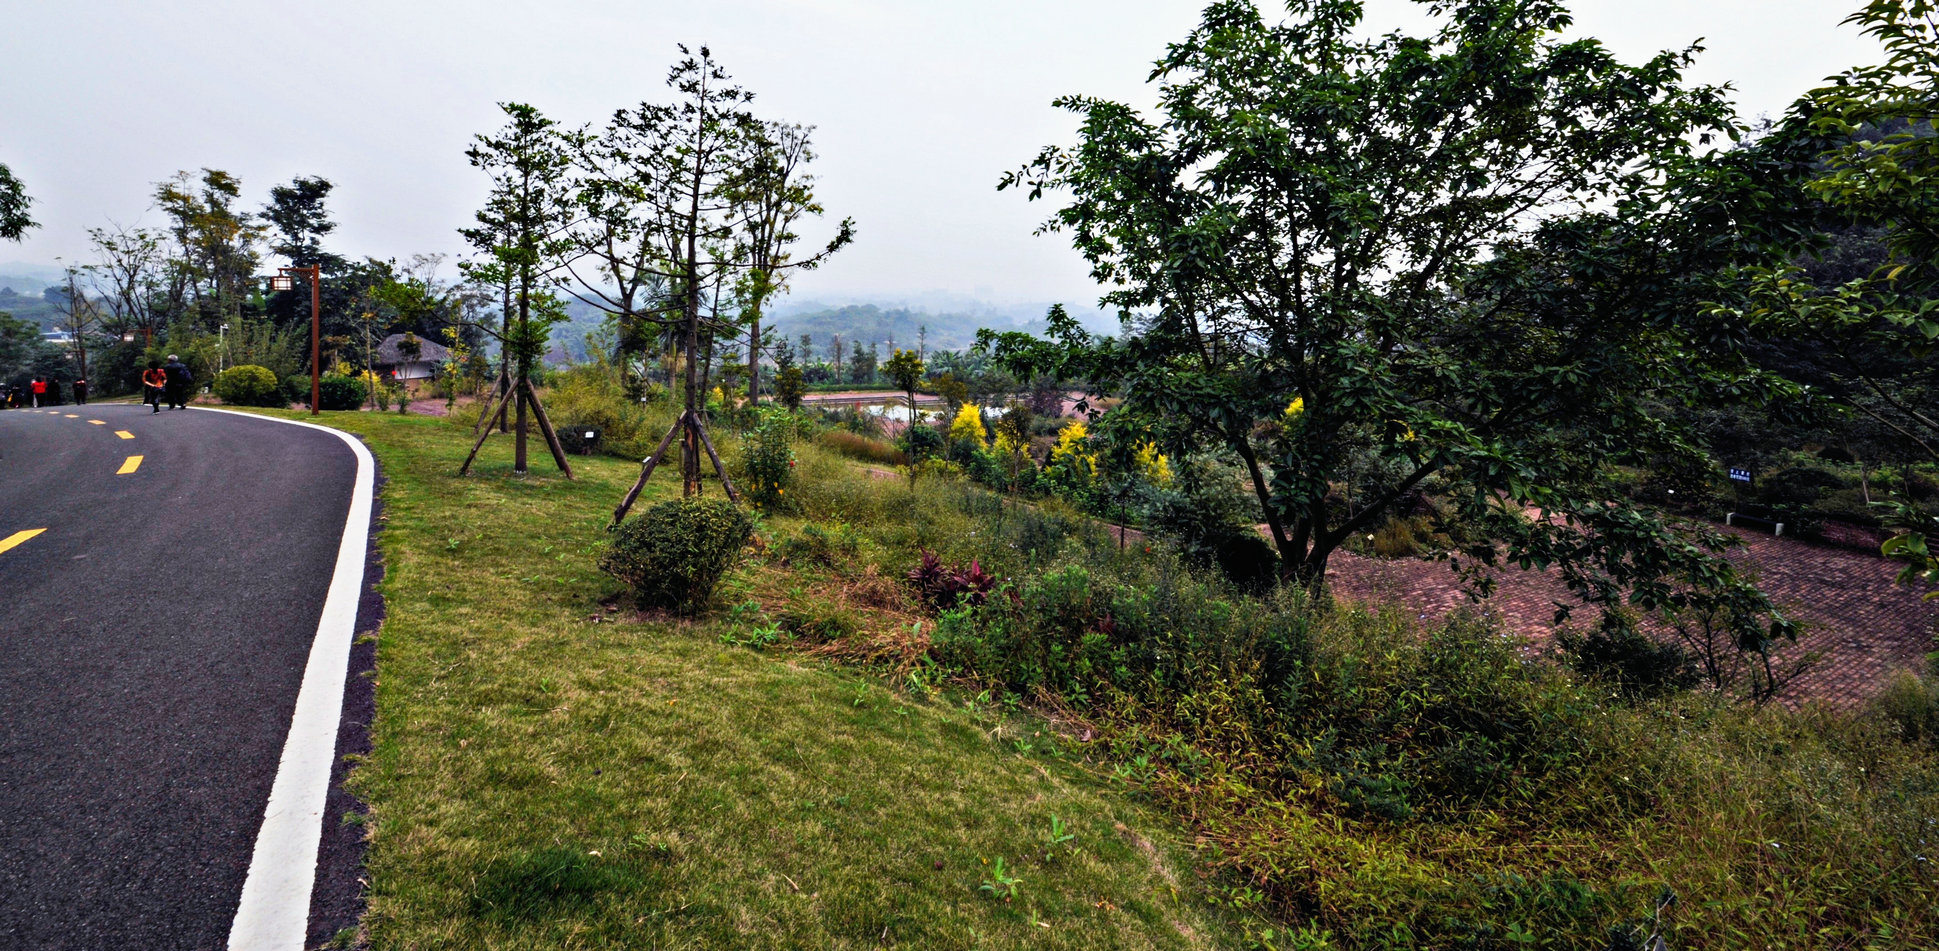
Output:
0 403 370 951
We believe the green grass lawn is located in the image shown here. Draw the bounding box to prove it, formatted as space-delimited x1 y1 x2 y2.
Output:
263 409 1245 949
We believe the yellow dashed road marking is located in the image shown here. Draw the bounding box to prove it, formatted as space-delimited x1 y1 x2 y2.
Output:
117 455 144 475
63 414 78 418
89 420 105 425
115 430 134 440
0 529 46 555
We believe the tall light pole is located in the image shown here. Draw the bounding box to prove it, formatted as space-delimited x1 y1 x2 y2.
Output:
272 265 322 415
218 323 229 376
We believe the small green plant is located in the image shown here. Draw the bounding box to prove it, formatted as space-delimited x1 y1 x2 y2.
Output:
742 407 797 510
1042 815 1075 861
978 857 1021 900
212 364 284 407
599 497 754 615
720 622 786 650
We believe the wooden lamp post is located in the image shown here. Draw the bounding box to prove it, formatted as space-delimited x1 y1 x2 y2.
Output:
272 266 321 415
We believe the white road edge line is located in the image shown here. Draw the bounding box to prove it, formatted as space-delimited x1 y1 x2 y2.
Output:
201 409 375 951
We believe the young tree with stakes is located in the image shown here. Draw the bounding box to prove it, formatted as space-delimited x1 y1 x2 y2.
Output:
573 47 851 523
458 102 575 478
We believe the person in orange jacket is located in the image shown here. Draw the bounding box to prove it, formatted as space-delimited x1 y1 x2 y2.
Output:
142 363 167 414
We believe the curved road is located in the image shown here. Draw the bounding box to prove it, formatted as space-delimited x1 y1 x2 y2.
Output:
0 404 374 950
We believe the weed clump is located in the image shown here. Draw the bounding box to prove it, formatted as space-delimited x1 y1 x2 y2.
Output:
601 497 753 614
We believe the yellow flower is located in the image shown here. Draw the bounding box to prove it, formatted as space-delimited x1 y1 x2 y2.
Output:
1134 440 1173 488
949 403 988 444
1283 396 1305 421
1050 422 1096 478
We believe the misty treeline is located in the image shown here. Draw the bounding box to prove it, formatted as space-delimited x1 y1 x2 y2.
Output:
1 165 483 399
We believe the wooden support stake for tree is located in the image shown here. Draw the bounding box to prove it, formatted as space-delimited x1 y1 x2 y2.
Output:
693 416 742 504
611 411 687 527
521 379 573 480
458 397 500 476
472 371 510 438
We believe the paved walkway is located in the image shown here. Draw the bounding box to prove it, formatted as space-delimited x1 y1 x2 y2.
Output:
1326 528 1939 706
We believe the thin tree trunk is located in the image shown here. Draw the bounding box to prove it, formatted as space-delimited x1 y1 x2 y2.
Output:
523 379 573 478
514 386 529 473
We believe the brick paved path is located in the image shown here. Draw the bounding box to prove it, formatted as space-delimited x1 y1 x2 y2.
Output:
1326 528 1939 706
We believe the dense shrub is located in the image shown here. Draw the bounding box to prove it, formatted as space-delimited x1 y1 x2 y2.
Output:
316 374 367 411
212 365 284 407
899 421 945 461
1558 622 1702 700
599 497 753 614
543 365 660 459
280 372 315 407
1873 668 1939 749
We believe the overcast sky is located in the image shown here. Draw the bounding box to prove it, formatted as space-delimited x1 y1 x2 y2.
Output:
0 0 1883 305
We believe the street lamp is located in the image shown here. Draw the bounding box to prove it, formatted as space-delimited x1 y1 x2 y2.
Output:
218 323 229 376
272 266 322 416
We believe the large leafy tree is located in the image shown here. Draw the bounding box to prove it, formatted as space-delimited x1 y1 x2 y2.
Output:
987 0 1795 649
1718 0 1939 594
153 169 265 331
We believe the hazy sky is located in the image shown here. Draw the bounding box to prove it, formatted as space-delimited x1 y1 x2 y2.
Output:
1 1 1883 305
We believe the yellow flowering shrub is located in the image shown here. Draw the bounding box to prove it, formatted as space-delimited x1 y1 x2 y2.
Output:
1050 422 1097 479
948 403 988 445
1134 440 1174 487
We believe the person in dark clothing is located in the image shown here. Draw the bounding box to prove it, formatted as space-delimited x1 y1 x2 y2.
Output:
72 377 87 405
163 355 192 410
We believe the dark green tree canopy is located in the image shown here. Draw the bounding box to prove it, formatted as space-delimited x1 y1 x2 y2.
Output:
0 160 35 242
986 0 1796 650
263 175 347 273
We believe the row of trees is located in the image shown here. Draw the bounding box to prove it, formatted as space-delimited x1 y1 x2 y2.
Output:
0 160 485 400
462 46 852 485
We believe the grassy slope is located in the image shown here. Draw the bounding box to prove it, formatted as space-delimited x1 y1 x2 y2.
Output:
265 410 1242 950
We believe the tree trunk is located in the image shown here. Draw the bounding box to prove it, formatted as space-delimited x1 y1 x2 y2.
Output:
747 308 761 402
514 385 529 473
498 277 513 434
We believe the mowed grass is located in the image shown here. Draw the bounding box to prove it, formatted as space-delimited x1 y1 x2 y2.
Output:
250 409 1241 949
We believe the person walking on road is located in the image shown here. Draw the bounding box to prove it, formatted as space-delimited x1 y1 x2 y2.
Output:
72 376 87 405
29 376 46 408
163 355 192 410
142 362 167 414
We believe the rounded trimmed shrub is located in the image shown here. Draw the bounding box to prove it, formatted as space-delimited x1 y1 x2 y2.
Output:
316 373 368 411
600 497 753 614
212 364 284 407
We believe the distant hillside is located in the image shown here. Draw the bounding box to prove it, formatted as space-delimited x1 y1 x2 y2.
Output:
0 284 61 329
528 294 1128 364
769 298 1122 356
